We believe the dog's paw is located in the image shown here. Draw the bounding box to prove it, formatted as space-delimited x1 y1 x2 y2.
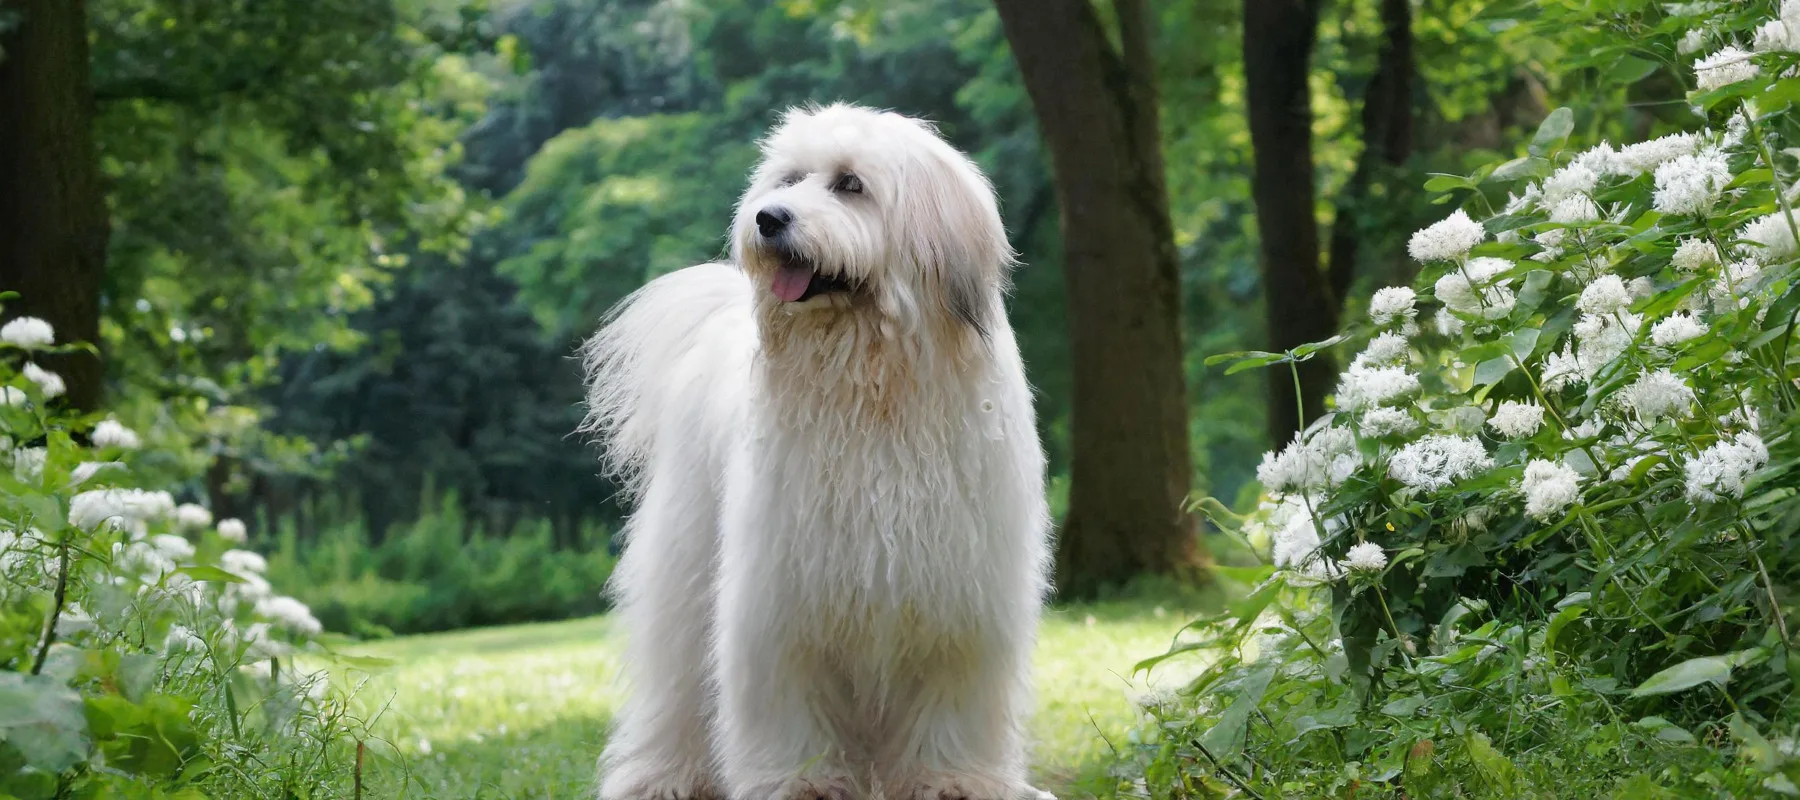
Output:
905 773 1025 800
773 775 856 800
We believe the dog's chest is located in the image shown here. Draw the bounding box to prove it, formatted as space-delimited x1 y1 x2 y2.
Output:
742 404 1015 627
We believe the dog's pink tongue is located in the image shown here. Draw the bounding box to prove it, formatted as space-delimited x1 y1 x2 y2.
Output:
771 264 812 302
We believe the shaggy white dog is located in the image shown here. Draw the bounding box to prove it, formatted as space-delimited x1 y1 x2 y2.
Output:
582 103 1051 800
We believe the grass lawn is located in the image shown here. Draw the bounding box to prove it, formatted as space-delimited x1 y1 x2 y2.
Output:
333 591 1214 799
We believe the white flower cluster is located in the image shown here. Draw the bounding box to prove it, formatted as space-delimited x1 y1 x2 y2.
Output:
1737 214 1797 264
1388 435 1493 491
1652 148 1731 216
1434 257 1516 321
1672 238 1720 272
1360 406 1419 438
1337 364 1420 410
1684 432 1769 502
1521 459 1582 521
1617 369 1696 424
217 518 249 543
1369 286 1417 329
255 595 324 637
92 420 142 450
175 503 213 530
1650 313 1708 347
1344 541 1387 572
0 317 54 349
1350 332 1409 368
1694 46 1759 91
69 489 176 535
1576 275 1632 315
1408 209 1485 263
1488 400 1545 438
1615 133 1702 176
23 363 64 398
1257 427 1360 495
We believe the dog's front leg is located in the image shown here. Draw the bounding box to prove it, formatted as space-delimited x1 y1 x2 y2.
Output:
895 635 1040 800
713 587 856 800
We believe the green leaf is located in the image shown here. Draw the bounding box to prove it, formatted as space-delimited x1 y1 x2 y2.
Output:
1203 349 1279 367
1544 603 1587 662
1196 664 1277 759
0 672 90 773
1465 731 1516 792
1380 694 1428 718
1423 173 1471 192
1488 156 1551 183
1509 328 1541 361
1628 651 1761 697
1606 55 1658 85
1289 334 1348 359
179 565 247 584
1633 716 1697 744
1474 356 1514 386
1528 107 1574 156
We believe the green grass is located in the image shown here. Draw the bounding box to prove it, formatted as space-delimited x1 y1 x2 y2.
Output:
332 591 1213 799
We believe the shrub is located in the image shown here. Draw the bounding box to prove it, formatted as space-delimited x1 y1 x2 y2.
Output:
0 304 366 797
1119 4 1800 797
263 494 616 637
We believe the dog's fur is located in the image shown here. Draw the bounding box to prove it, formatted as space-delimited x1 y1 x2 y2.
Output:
582 103 1051 800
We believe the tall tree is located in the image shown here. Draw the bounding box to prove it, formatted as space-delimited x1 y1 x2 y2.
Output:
0 0 110 412
993 0 1201 597
1244 0 1415 445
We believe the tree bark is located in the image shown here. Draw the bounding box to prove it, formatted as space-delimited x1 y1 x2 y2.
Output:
1326 0 1415 303
0 0 109 413
1243 0 1333 447
994 0 1201 598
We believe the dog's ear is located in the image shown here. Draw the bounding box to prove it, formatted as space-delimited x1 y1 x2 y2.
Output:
944 266 994 338
898 131 1015 339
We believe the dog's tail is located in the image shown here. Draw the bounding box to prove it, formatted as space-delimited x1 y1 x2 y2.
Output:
578 262 755 498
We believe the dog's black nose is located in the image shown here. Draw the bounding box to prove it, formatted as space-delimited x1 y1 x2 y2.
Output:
756 206 794 238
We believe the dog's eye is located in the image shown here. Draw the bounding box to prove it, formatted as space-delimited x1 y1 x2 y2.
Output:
832 173 864 194
778 173 803 187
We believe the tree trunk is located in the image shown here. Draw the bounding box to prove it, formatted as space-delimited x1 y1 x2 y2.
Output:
1243 0 1333 447
994 0 1201 599
1326 0 1415 303
0 0 109 413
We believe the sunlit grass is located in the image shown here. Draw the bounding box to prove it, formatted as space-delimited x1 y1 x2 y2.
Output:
335 589 1215 799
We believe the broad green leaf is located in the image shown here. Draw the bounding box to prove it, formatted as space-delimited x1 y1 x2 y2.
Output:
1606 55 1658 85
1195 664 1277 759
1423 173 1471 192
1628 652 1754 697
1529 107 1574 156
1465 731 1516 792
0 672 89 773
1633 716 1697 744
179 565 247 584
1488 156 1551 183
1474 356 1514 386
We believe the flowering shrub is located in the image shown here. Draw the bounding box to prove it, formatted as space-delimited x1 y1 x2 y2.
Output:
0 300 371 797
1120 4 1800 796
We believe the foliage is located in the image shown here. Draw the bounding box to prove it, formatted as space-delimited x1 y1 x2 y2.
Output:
87 0 496 516
263 492 616 637
0 308 370 798
1117 2 1800 796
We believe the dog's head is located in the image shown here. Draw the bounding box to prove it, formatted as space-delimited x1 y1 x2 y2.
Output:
731 104 1014 338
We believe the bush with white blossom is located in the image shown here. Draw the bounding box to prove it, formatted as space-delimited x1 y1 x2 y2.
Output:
0 301 368 797
1127 4 1800 795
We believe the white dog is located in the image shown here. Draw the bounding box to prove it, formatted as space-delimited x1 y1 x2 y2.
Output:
582 103 1051 800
